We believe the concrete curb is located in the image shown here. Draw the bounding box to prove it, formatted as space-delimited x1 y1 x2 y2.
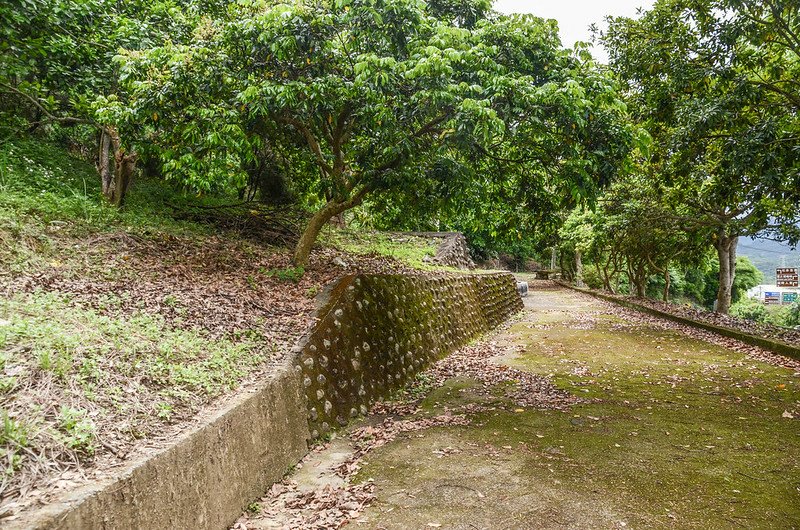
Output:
14 366 310 530
558 282 800 360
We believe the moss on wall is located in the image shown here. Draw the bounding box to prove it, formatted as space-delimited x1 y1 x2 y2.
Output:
293 273 522 438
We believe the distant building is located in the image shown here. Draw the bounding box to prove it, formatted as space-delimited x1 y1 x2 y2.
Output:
747 284 800 305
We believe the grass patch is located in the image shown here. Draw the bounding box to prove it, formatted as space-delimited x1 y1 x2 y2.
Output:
0 138 237 273
1 290 268 397
0 289 270 482
324 228 439 270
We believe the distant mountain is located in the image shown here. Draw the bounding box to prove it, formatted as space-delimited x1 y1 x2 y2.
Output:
738 237 800 284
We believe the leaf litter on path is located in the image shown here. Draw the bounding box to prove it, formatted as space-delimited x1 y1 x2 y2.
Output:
235 313 576 529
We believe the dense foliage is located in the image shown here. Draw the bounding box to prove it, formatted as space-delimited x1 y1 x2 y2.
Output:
1 0 797 314
109 0 635 265
586 0 800 313
1 0 636 266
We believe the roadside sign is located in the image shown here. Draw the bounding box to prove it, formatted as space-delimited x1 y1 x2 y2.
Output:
777 267 799 287
783 292 798 304
765 292 781 304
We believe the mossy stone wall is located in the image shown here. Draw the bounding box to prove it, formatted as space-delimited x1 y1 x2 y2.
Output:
293 273 522 438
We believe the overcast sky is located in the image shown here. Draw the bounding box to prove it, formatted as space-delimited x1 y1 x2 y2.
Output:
493 0 655 62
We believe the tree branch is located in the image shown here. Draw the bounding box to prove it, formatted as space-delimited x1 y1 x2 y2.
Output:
276 113 334 176
0 83 93 126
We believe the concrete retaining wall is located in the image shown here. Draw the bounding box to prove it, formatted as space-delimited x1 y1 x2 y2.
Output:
16 367 309 530
15 272 521 529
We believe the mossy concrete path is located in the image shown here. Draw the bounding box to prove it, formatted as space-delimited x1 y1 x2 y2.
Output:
239 284 800 529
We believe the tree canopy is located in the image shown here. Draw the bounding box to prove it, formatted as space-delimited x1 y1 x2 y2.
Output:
600 0 800 313
99 0 635 265
2 0 797 314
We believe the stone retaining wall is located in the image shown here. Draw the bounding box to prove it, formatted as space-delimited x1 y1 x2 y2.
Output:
294 273 522 438
15 272 521 529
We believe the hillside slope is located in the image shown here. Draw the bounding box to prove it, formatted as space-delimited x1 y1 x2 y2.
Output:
0 139 441 517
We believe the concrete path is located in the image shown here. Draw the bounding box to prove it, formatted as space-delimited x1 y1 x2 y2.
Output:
238 284 800 529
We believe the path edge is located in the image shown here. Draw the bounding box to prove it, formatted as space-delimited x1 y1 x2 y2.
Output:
558 282 800 360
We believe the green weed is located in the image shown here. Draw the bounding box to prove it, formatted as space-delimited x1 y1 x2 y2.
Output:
156 402 173 421
0 411 28 448
162 294 178 307
263 266 305 283
0 410 29 476
57 406 96 455
0 376 16 393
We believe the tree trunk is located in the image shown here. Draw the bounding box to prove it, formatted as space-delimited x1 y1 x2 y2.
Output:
595 261 609 291
575 249 584 287
101 127 137 207
294 204 339 267
600 254 618 294
559 251 573 281
714 232 738 314
635 275 646 298
663 267 670 302
604 268 616 294
98 129 113 197
629 260 646 298
112 150 136 207
293 190 369 267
